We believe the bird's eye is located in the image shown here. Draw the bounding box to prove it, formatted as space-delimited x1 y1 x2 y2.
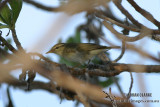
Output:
55 47 59 49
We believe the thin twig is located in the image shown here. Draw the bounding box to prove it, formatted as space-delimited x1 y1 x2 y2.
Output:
112 0 144 28
7 87 14 107
126 43 160 62
0 31 17 53
103 21 152 42
11 28 24 51
127 0 160 28
95 9 139 29
23 0 58 12
127 72 133 99
113 40 125 62
96 13 160 34
1 76 57 93
105 88 117 107
112 77 125 98
97 14 140 32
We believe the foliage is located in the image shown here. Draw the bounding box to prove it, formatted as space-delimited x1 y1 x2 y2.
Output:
0 0 22 29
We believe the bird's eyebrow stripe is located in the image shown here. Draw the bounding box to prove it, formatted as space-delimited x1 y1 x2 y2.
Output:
54 44 64 48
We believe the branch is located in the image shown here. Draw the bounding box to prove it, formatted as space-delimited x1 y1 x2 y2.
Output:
23 0 58 12
126 43 160 62
0 52 158 106
5 78 56 93
103 21 152 42
95 8 139 29
7 87 14 107
96 14 160 35
36 66 133 107
11 28 24 51
127 0 160 28
69 63 160 77
96 13 140 32
113 40 126 62
1 52 160 79
1 71 133 107
112 0 144 28
0 32 17 53
112 77 125 98
31 60 160 78
127 72 133 99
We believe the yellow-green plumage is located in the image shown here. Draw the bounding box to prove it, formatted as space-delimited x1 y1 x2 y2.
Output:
46 43 120 64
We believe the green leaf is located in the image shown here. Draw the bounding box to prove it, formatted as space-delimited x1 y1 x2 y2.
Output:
9 0 22 24
4 38 12 51
0 23 9 29
66 30 81 43
75 30 81 43
0 4 12 25
66 37 75 43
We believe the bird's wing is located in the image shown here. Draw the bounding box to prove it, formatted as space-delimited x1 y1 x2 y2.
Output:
78 43 107 51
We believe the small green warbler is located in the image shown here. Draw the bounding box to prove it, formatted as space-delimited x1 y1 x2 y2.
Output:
46 43 120 64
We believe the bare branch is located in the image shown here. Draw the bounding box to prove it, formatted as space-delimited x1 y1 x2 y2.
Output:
126 43 160 62
0 32 17 53
11 29 24 51
127 0 160 28
23 0 58 12
127 72 133 99
103 21 152 42
112 0 144 28
96 13 160 34
96 14 140 32
112 77 125 98
113 40 126 62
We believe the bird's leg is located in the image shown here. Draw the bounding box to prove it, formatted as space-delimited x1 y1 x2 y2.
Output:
98 52 114 71
87 59 91 65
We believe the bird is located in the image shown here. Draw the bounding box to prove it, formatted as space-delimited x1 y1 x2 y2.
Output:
46 43 120 64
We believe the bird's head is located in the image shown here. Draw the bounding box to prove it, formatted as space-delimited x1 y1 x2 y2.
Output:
46 43 65 56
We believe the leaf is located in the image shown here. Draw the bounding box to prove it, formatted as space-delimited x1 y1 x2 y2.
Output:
4 38 12 51
9 0 22 24
66 30 81 43
0 4 12 25
66 37 75 43
75 30 81 43
0 23 9 29
0 0 22 27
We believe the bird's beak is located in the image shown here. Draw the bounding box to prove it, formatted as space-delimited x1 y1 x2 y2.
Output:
46 50 51 54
